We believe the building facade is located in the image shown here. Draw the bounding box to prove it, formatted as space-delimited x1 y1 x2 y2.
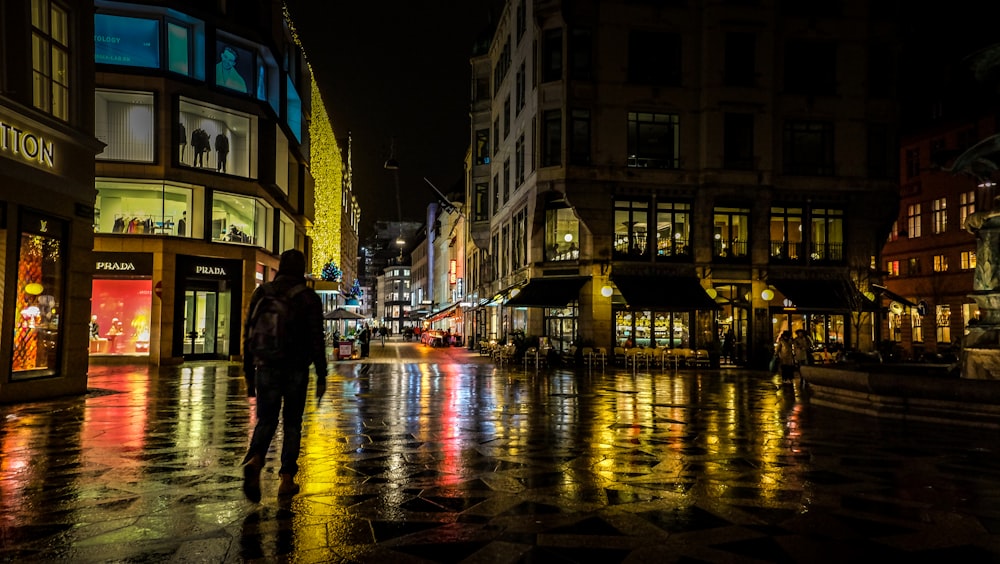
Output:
91 0 317 364
466 0 900 366
882 116 995 360
0 0 104 402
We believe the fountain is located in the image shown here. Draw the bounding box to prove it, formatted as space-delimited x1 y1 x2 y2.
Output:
963 199 1000 379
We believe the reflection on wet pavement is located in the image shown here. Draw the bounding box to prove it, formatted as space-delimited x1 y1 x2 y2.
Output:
2 343 1000 562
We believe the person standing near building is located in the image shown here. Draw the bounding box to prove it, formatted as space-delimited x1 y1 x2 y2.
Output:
241 249 327 502
358 324 371 358
775 330 796 385
792 329 813 383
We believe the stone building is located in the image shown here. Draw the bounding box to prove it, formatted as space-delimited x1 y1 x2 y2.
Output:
465 0 899 366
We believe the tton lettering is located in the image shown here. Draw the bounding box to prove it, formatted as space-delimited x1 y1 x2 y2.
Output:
0 120 55 168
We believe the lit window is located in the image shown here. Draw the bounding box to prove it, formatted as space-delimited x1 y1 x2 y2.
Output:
936 304 951 344
933 254 948 272
886 260 900 276
32 0 70 121
932 198 947 234
907 204 922 238
960 191 976 226
961 251 977 270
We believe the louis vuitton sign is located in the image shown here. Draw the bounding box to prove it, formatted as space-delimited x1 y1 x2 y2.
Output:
1 115 55 169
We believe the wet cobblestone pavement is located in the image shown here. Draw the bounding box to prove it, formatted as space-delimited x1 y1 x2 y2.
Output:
3 339 1000 562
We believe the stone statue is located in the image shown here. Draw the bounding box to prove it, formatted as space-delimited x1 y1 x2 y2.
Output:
964 196 1000 291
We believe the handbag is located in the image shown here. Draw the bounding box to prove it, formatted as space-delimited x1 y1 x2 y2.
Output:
769 355 779 373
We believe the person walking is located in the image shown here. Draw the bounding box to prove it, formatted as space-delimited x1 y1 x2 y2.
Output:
359 324 371 358
792 329 813 384
774 330 796 385
241 249 327 502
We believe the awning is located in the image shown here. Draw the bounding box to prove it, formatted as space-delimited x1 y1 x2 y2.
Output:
769 278 877 311
871 284 917 307
505 276 590 308
426 302 462 323
612 276 718 310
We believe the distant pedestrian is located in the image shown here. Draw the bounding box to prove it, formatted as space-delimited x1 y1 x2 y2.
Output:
774 330 796 384
359 325 371 358
241 249 327 502
722 328 735 364
792 329 813 384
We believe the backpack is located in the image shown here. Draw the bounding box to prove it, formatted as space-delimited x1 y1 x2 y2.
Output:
247 283 307 364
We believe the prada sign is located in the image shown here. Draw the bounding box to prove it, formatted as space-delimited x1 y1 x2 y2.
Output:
180 255 239 280
94 252 153 276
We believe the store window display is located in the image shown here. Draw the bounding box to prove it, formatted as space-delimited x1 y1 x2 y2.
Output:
212 191 271 247
94 180 195 238
90 279 152 356
95 89 154 163
11 213 66 379
178 97 255 177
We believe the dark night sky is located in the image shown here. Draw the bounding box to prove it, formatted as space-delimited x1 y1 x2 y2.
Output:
284 1 501 236
284 1 997 234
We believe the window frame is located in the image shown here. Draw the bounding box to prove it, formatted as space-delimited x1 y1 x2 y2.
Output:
627 111 680 169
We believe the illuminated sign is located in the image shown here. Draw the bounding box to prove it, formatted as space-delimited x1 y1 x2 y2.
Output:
94 252 153 276
94 14 160 68
449 259 458 284
196 266 227 276
0 119 55 169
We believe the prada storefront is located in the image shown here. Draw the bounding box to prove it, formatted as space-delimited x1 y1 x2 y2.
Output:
90 252 154 357
174 255 242 360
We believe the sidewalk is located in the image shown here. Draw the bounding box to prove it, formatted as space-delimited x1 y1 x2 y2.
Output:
2 349 1000 562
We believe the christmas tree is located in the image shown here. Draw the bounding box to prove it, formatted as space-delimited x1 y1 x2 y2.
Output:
321 259 342 282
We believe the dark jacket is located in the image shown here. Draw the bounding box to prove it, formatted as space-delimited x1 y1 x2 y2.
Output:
243 274 328 380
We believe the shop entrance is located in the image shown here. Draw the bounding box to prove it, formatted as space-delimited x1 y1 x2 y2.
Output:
183 285 231 358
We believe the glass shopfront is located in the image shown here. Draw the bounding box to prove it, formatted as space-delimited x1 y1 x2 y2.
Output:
178 97 256 177
90 252 153 356
11 212 66 380
95 89 155 162
174 255 241 359
95 179 198 238
615 309 691 348
212 191 271 247
544 306 577 353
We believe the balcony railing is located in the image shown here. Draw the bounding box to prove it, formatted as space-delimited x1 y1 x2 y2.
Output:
769 241 803 263
713 239 749 261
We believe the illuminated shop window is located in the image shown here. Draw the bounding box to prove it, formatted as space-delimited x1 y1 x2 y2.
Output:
11 212 66 379
279 212 294 253
178 97 256 178
95 179 196 238
614 199 650 259
95 4 206 78
94 13 159 68
90 279 152 356
545 207 579 262
286 76 301 142
936 304 951 344
212 191 271 247
96 89 154 162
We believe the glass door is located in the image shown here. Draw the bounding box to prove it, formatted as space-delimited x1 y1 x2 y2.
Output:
183 286 231 358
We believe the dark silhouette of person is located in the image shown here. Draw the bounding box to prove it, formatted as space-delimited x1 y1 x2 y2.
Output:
241 249 327 502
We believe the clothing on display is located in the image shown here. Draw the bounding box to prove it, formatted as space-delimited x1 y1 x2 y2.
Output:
191 128 211 167
215 133 229 172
